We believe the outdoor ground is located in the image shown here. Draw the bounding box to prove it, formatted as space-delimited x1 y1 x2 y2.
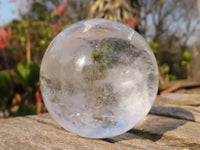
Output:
0 92 200 150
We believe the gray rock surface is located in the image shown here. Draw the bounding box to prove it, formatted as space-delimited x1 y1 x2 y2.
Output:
0 115 134 150
156 93 200 106
1 93 200 149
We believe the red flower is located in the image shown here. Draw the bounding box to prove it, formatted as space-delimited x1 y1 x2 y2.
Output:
0 38 6 50
129 17 137 28
1 29 7 42
0 29 7 50
57 6 65 14
64 0 69 5
35 90 42 110
14 0 17 3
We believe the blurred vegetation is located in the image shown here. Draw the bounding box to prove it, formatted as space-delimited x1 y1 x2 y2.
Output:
14 104 36 117
0 71 13 110
0 0 199 117
0 0 71 117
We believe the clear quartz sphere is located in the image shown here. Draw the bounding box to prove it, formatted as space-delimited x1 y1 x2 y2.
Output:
40 19 159 139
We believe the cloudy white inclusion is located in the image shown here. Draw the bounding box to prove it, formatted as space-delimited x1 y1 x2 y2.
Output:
76 56 86 71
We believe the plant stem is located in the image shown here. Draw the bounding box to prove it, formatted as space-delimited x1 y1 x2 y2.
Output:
1 49 10 72
198 0 200 22
26 3 31 64
187 63 191 80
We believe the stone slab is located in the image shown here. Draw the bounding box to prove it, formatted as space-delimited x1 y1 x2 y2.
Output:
151 101 200 122
0 116 136 150
156 93 200 106
132 115 200 149
28 114 167 150
1 93 200 149
21 113 200 149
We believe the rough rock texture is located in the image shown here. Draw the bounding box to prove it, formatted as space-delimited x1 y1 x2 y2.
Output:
156 93 200 106
0 115 134 150
151 102 200 122
0 93 200 150
132 115 200 148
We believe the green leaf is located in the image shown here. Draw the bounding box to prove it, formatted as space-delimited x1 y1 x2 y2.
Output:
13 61 29 86
28 62 40 87
148 42 159 55
160 64 170 74
182 51 192 62
14 104 36 116
0 71 13 102
13 61 40 88
39 40 46 47
168 74 176 81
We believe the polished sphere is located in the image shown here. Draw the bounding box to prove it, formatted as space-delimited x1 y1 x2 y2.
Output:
40 19 159 139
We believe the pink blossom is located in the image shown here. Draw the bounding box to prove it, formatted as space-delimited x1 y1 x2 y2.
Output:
129 17 137 28
64 0 69 5
1 29 7 42
0 38 6 50
57 6 65 14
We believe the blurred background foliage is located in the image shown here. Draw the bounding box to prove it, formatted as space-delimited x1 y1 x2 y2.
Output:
0 0 199 117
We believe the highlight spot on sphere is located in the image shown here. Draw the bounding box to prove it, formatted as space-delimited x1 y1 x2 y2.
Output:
40 19 159 139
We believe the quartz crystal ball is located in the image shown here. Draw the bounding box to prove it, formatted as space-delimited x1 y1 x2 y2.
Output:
40 19 159 139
